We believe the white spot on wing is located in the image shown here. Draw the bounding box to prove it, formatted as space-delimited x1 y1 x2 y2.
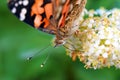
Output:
23 0 29 6
15 3 18 7
18 1 22 5
20 8 27 21
11 7 16 13
20 15 25 21
21 8 27 14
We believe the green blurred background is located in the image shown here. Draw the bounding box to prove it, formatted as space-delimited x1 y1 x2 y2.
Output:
1 0 120 80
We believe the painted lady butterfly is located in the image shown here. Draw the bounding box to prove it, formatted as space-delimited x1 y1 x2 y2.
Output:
8 0 86 46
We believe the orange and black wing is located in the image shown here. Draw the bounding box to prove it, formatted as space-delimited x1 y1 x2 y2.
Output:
8 0 57 34
8 0 72 34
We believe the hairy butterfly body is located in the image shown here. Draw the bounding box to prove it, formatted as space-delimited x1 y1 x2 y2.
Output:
8 0 87 46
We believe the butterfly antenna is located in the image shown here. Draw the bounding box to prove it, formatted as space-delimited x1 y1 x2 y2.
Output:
27 44 51 61
40 53 50 68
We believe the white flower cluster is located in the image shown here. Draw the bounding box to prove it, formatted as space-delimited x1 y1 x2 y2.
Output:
64 8 120 69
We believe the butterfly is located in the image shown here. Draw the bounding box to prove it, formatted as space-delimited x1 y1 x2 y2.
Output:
8 0 87 47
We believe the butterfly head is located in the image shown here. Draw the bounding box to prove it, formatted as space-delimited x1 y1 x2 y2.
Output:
54 37 66 47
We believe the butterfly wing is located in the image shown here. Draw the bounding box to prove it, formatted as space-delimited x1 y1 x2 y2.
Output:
8 0 83 35
8 0 58 34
